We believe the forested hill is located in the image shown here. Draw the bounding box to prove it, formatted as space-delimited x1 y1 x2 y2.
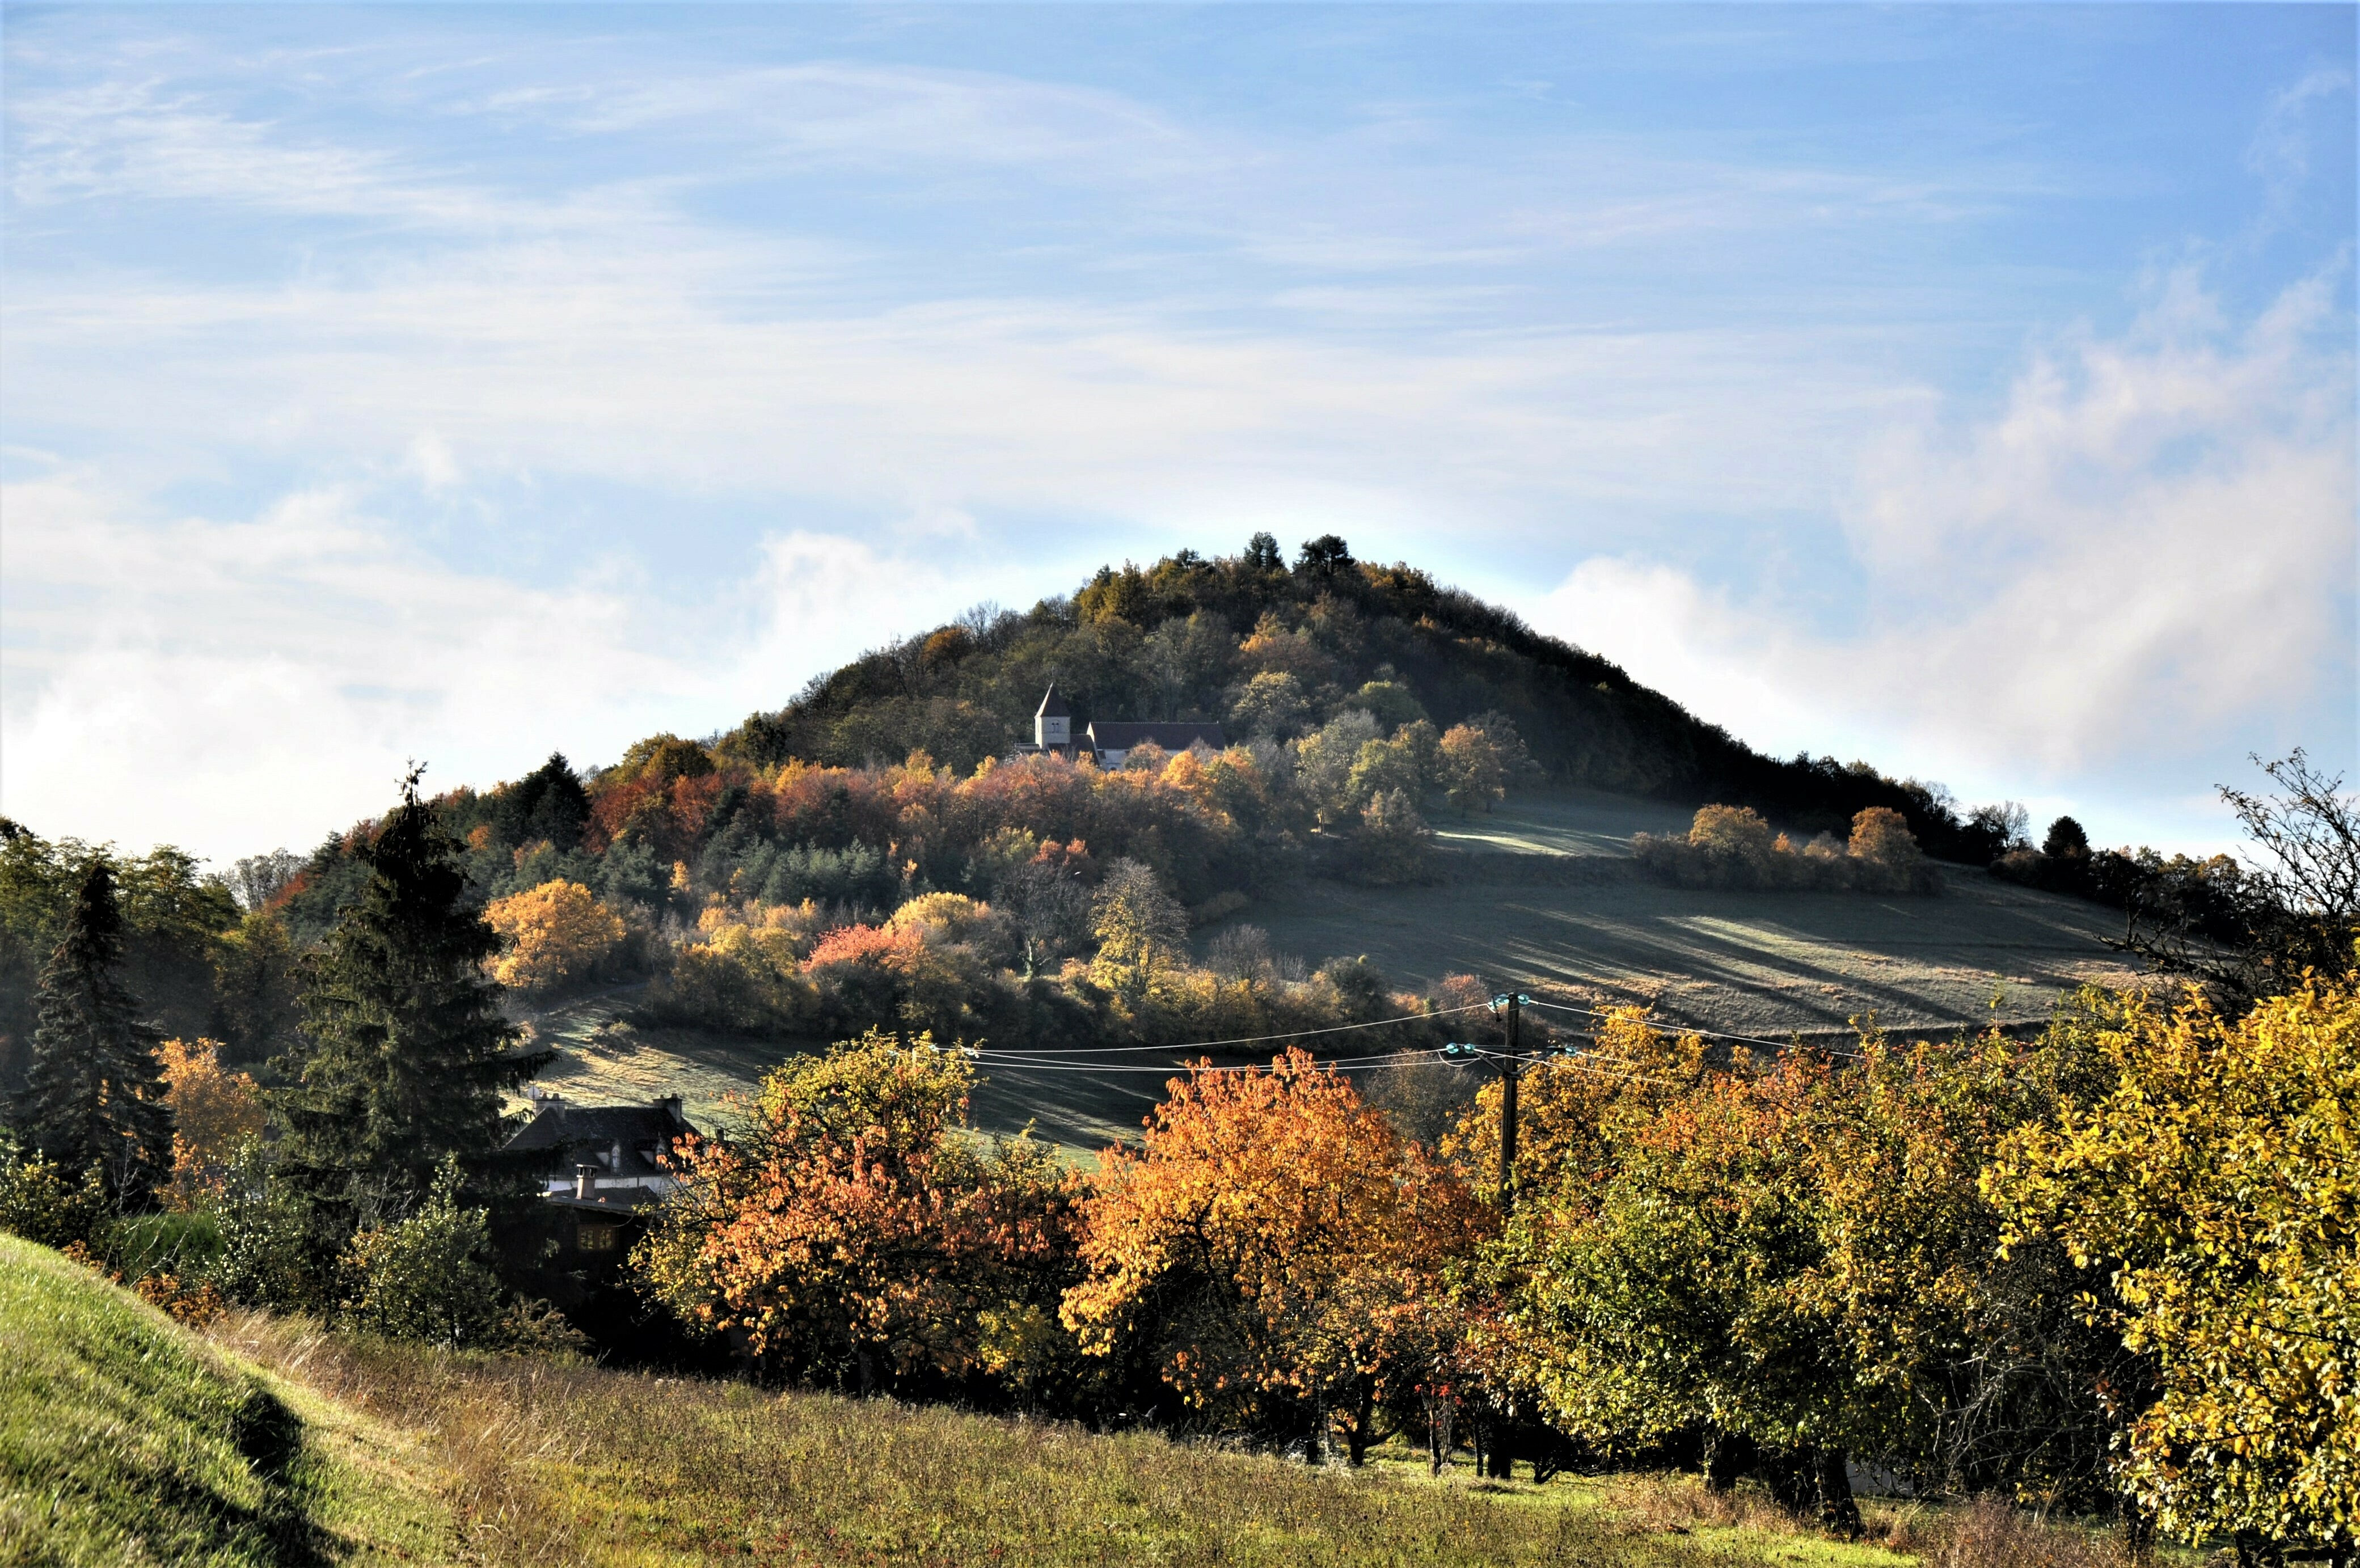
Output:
725 533 2012 863
0 532 2023 1082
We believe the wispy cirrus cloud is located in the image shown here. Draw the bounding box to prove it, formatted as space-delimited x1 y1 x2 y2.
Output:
2 6 2351 862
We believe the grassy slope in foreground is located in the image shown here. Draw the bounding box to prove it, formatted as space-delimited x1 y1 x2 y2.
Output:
0 1236 447 1568
209 1311 1918 1568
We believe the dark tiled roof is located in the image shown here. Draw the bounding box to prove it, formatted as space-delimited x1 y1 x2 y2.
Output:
543 1193 662 1214
1085 721 1226 751
505 1101 696 1180
1036 682 1071 718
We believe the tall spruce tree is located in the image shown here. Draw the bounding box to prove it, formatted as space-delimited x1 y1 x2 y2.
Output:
18 859 175 1204
277 768 552 1230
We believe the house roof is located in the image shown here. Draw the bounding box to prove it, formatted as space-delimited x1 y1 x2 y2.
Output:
505 1100 696 1180
544 1193 662 1215
1036 682 1071 719
1084 721 1226 752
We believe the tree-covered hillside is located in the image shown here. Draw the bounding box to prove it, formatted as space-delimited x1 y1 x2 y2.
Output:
0 534 2050 1087
727 534 2014 862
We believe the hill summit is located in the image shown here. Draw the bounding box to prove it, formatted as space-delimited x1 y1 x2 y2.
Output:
723 532 2009 862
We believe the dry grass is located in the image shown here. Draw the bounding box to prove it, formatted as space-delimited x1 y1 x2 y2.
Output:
1919 1497 2130 1568
1602 1470 1809 1536
1595 1470 2142 1567
212 1311 1745 1568
191 1308 2153 1568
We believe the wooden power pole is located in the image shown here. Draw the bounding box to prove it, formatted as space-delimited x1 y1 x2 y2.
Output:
1498 991 1523 1212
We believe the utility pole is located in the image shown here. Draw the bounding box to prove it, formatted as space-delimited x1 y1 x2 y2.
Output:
1497 991 1523 1213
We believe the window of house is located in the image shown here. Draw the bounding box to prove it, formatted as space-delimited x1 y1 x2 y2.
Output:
577 1222 620 1253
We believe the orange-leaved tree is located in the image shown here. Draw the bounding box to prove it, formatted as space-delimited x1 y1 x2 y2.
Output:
1062 1047 1485 1461
634 1030 1072 1399
155 1036 264 1207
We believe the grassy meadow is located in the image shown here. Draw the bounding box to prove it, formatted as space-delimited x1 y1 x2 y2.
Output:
515 788 2140 1155
2 1237 2152 1568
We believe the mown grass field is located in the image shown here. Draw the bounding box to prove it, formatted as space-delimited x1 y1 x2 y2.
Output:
3 1239 2148 1567
1360 789 2137 1039
516 789 2140 1156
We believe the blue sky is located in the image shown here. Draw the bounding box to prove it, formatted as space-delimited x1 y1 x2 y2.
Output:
2 4 2353 865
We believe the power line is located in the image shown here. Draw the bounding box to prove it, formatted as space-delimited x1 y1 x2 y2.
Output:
1446 1041 1687 1090
969 1047 1450 1076
1519 998 1868 1060
972 1001 1492 1059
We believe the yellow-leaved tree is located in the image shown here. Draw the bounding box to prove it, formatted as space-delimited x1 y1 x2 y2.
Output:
483 880 626 993
155 1036 264 1207
1987 977 2360 1550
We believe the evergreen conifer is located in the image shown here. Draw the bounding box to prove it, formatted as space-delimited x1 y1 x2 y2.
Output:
18 859 174 1204
277 768 552 1232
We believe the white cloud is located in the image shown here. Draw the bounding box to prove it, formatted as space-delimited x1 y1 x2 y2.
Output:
2245 66 2354 222
1526 268 2355 838
0 470 1014 863
5 247 1914 531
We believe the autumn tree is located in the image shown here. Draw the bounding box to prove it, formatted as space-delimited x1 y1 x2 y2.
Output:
226 848 303 912
635 1030 1073 1399
1439 724 1507 815
1356 789 1434 885
1088 858 1187 998
1495 1009 2147 1524
1847 806 1936 893
1989 977 2360 1551
1228 670 1313 740
1692 804 1776 869
156 1037 265 1205
276 768 551 1233
1345 719 1439 808
1294 711 1383 827
16 860 174 1206
483 879 627 993
1063 1049 1485 1463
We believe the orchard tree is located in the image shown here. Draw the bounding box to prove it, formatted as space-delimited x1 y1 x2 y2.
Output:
635 1030 1073 1398
1509 1049 1868 1529
1063 1048 1485 1463
1989 978 2360 1551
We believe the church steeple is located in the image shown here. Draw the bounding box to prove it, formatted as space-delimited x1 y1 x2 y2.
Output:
1035 683 1072 750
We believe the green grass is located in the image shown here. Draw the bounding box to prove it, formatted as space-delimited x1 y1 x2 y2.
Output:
0 1235 448 1567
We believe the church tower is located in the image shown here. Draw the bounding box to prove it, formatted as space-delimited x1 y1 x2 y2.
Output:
1035 683 1072 750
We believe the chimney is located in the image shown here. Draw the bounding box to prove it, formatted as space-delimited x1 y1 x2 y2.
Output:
657 1093 683 1123
575 1164 596 1200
